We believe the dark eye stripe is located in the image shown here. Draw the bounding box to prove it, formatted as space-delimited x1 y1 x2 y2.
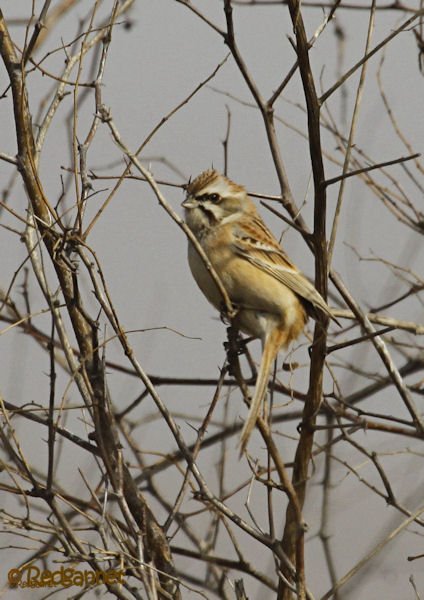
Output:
196 193 221 203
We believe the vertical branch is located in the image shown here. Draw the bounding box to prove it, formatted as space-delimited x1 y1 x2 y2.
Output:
73 0 119 233
71 0 101 228
223 0 306 225
279 0 330 596
318 417 339 598
222 105 232 176
46 315 57 492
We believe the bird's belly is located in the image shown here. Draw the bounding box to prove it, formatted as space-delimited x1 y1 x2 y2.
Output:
233 309 275 339
234 300 304 343
187 242 224 309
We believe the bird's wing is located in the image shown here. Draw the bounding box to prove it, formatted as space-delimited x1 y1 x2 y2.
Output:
232 217 338 322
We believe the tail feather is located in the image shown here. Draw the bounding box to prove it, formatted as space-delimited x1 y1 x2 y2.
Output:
239 329 282 454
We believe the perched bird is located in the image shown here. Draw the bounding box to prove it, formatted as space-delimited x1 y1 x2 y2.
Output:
182 169 336 452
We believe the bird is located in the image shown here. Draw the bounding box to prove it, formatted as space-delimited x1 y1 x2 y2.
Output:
182 169 337 452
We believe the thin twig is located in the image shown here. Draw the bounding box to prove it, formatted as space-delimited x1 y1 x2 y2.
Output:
328 0 376 268
324 153 420 187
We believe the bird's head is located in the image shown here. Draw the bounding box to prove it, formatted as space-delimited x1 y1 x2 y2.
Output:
182 169 254 230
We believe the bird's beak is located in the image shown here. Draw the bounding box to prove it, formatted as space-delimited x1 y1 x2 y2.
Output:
181 196 198 209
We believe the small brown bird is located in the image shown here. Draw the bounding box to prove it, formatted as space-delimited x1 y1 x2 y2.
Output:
182 170 336 451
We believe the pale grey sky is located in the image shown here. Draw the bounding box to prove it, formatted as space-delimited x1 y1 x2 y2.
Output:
1 2 423 598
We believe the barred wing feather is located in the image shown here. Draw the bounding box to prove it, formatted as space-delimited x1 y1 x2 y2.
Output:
234 240 338 324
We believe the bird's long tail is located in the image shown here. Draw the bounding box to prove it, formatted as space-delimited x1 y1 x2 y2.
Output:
239 328 285 454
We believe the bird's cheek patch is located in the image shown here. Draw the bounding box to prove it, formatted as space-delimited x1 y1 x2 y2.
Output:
201 202 223 223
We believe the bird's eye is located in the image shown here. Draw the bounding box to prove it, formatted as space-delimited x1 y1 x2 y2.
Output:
209 193 220 202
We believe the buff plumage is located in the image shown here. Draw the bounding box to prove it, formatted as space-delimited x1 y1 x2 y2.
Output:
182 170 335 451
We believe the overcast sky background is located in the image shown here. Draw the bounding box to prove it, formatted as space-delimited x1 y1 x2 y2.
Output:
1 1 423 598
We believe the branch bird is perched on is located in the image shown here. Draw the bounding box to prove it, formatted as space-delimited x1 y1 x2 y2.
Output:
182 169 337 452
